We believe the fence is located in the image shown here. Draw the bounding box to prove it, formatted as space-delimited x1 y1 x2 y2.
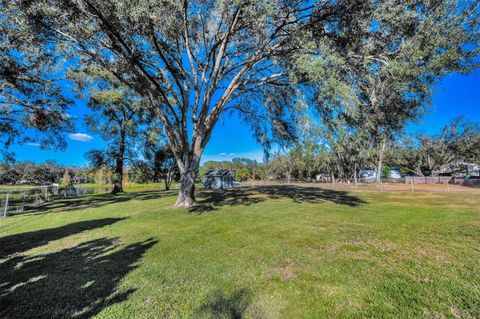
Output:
325 177 453 192
244 177 480 194
0 185 112 218
404 176 452 184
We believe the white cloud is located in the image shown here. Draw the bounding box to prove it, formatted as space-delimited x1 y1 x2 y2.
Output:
69 133 93 142
202 150 263 164
26 142 40 147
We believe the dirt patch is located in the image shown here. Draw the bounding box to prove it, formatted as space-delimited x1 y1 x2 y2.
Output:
307 223 326 230
325 240 397 254
415 247 449 262
267 259 296 282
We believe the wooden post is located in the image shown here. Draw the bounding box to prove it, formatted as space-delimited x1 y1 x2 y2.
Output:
354 163 358 191
2 193 9 218
411 179 414 192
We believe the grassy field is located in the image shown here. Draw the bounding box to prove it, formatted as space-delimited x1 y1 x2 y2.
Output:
1 184 479 318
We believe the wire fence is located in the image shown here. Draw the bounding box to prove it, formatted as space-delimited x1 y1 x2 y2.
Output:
0 185 112 218
243 177 480 193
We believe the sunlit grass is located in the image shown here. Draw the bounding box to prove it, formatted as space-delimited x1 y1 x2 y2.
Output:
1 184 479 318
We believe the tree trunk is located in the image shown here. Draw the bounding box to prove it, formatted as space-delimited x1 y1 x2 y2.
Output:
164 171 171 191
354 163 358 184
375 137 386 183
174 167 196 207
112 126 125 194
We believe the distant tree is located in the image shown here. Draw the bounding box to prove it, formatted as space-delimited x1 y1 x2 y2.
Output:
232 158 264 180
62 169 72 186
420 118 480 175
299 0 480 182
77 69 146 194
144 143 180 191
387 118 480 176
86 161 113 185
198 157 265 182
0 163 23 185
21 161 64 184
268 152 297 182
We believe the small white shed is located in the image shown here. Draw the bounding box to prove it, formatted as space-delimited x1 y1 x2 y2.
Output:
202 170 235 189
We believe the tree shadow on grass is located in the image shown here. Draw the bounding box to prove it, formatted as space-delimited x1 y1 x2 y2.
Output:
0 236 157 319
13 185 367 216
196 288 254 319
17 190 176 216
0 217 126 258
190 185 367 213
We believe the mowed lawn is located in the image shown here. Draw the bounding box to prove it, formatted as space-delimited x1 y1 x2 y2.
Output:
1 185 479 319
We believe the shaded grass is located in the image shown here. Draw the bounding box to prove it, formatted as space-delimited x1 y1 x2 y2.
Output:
0 184 479 318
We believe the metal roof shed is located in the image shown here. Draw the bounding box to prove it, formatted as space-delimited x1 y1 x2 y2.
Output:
202 170 235 189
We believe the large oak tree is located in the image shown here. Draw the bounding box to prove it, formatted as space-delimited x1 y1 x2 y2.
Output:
4 0 311 206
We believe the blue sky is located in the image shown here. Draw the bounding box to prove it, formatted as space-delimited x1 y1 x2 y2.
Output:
10 70 480 166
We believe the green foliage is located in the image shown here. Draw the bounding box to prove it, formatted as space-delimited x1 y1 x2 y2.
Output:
132 142 180 189
389 117 480 176
0 161 93 185
381 165 391 179
297 0 479 143
200 158 265 181
0 3 73 157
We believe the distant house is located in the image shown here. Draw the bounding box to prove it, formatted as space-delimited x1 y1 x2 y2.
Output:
202 170 235 189
360 167 401 181
315 174 332 183
360 168 376 181
433 162 480 177
388 168 402 179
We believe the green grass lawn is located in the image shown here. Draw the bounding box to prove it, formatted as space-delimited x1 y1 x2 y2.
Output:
1 184 479 318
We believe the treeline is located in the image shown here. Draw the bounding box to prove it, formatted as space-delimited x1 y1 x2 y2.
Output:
277 118 480 181
0 161 91 185
199 118 480 182
0 144 180 189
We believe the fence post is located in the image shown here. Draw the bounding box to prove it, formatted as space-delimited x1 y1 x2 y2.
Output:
411 179 414 192
380 179 383 191
2 193 9 218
